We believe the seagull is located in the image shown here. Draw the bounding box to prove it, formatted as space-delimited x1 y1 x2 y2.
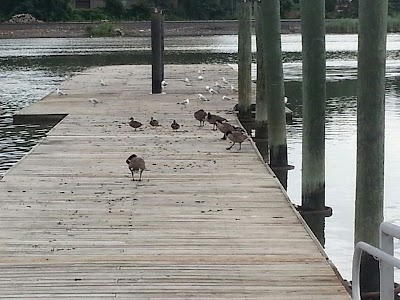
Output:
198 74 204 80
284 96 288 104
206 86 218 95
100 79 107 86
198 93 209 101
184 78 191 86
222 95 233 101
230 85 238 92
89 98 100 106
215 81 223 90
222 77 229 85
56 88 66 96
161 80 168 88
177 99 190 107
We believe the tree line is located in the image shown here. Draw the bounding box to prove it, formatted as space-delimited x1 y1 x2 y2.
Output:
2 0 400 22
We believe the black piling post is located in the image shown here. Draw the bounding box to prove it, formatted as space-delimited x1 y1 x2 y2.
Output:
151 9 163 94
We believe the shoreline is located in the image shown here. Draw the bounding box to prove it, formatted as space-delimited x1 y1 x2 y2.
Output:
0 20 301 39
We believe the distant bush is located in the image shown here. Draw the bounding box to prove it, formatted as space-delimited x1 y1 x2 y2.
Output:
388 15 400 32
71 8 108 22
86 23 115 37
326 18 358 33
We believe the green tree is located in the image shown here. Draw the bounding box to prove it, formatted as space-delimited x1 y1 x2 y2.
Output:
105 0 126 18
3 0 71 21
326 0 337 13
280 0 294 18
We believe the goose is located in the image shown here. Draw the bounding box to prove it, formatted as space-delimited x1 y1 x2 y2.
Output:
171 120 180 131
226 130 248 150
206 112 227 130
126 154 145 181
194 109 207 126
150 117 160 127
215 119 235 140
129 117 142 131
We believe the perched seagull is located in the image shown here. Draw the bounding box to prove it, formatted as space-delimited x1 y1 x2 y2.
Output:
222 95 233 101
284 96 288 104
198 93 209 101
230 84 238 92
161 80 168 88
206 86 218 95
197 74 204 80
56 88 66 96
197 70 202 74
64 74 70 81
177 99 190 107
222 77 229 85
100 79 107 86
184 78 191 86
215 81 223 90
89 98 100 106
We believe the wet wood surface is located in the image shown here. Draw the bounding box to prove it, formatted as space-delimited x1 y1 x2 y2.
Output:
1 64 351 299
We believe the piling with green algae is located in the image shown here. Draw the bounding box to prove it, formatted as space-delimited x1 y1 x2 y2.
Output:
237 0 252 120
355 0 388 296
260 0 288 168
300 0 326 212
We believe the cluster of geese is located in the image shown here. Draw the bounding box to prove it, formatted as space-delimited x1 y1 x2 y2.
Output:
126 108 248 182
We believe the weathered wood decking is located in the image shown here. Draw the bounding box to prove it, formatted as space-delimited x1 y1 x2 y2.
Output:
0 64 351 299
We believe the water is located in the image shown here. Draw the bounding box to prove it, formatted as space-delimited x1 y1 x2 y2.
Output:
2 34 400 281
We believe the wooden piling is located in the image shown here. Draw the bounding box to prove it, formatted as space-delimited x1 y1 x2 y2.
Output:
300 0 326 212
151 9 163 94
237 0 252 120
355 0 388 295
254 0 268 142
260 0 288 168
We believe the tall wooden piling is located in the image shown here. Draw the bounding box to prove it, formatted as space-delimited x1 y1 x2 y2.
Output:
260 0 288 168
254 0 268 141
355 0 388 295
151 9 163 94
300 0 326 212
237 0 252 120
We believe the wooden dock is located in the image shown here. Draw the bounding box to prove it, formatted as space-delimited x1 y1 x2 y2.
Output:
1 64 351 299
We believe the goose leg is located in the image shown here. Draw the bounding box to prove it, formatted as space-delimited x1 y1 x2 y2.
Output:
131 171 135 181
239 143 242 150
139 169 143 181
226 142 235 150
221 134 227 140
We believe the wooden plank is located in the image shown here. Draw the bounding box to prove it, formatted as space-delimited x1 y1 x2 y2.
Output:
0 65 351 299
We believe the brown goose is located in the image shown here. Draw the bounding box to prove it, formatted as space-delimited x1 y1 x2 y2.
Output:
150 117 160 127
194 109 207 126
215 119 235 140
126 154 145 181
206 112 227 130
129 118 142 131
226 130 248 150
171 120 180 131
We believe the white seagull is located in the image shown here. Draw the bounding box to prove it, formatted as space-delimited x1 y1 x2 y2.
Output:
222 77 229 84
215 81 223 90
206 86 218 95
161 80 168 88
198 74 204 80
230 85 238 92
56 88 66 96
177 99 190 107
284 96 288 104
222 95 233 101
198 93 209 101
184 77 191 86
100 79 107 86
89 98 100 106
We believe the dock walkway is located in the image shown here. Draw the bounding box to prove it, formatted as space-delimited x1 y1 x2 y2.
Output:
1 64 351 299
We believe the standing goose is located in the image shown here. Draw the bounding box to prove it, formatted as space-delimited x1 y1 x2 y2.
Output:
215 119 235 140
171 120 180 131
225 130 248 150
126 154 145 181
194 109 207 126
129 117 142 131
150 117 160 127
206 112 227 130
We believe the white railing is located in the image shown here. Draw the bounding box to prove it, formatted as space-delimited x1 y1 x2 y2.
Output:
352 222 400 300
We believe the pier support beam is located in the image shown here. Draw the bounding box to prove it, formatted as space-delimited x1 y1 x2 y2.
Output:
355 0 388 296
237 0 252 120
300 0 326 212
151 9 164 94
260 0 288 168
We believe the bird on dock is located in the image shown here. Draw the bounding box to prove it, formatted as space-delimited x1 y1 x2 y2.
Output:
171 120 180 131
215 81 223 90
161 80 168 88
56 88 66 96
198 93 209 101
184 77 191 86
126 154 145 181
207 112 227 130
215 119 235 140
89 98 100 106
194 109 207 126
222 77 229 85
198 74 204 80
129 117 142 131
225 130 248 150
149 117 160 127
100 79 107 86
284 96 288 104
177 99 190 107
222 95 233 101
206 86 219 95
230 85 238 92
